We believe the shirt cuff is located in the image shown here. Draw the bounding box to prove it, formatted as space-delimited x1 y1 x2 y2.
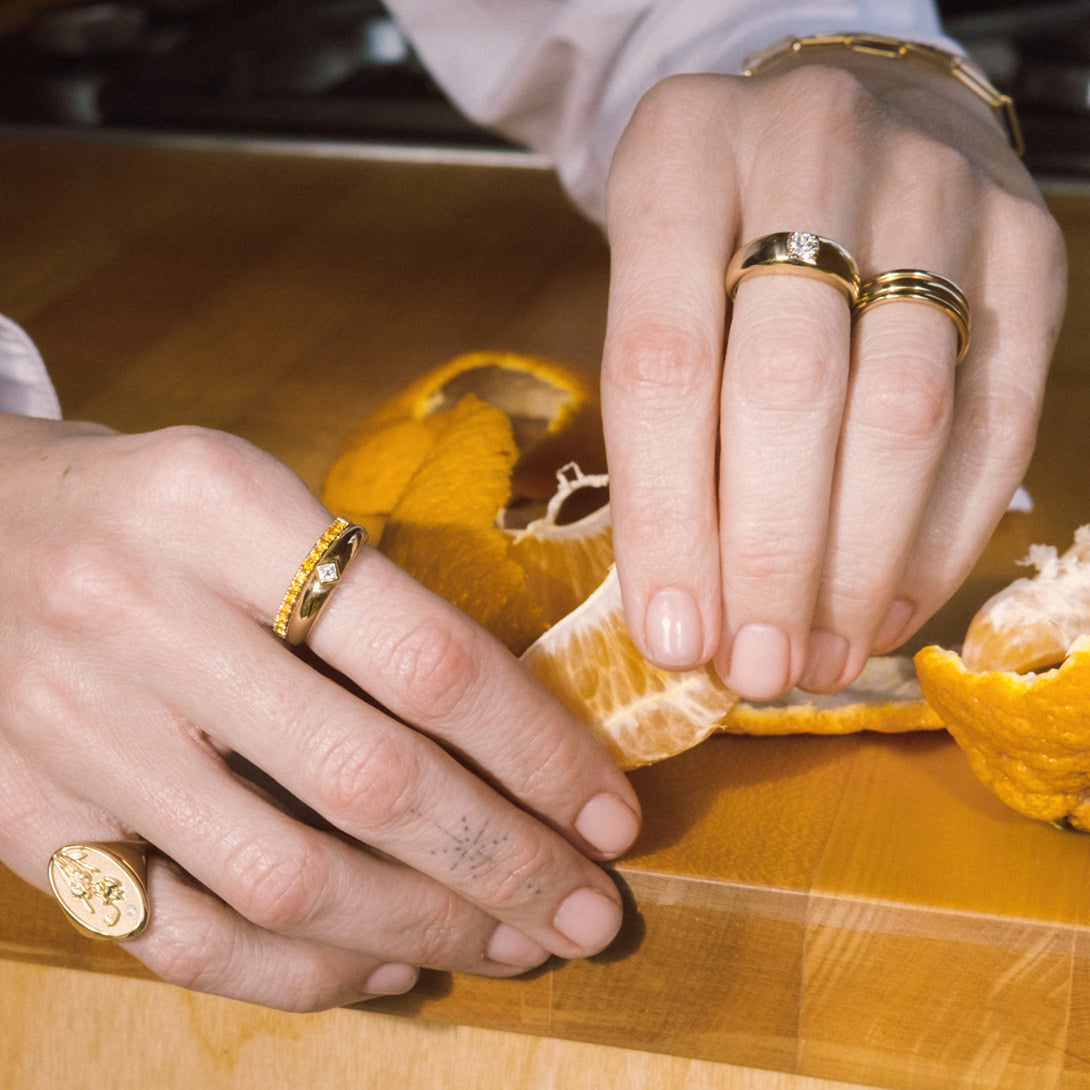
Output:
0 316 62 419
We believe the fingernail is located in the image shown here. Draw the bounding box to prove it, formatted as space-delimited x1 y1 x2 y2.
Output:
645 587 704 668
874 598 915 652
553 887 622 954
728 623 791 700
799 630 849 692
487 924 550 968
575 792 641 858
362 962 419 996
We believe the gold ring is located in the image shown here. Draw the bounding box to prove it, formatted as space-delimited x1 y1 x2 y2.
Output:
274 517 367 645
854 269 971 363
725 231 860 304
48 841 149 941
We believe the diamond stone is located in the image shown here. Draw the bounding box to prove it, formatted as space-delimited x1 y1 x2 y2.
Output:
316 562 339 585
786 231 820 263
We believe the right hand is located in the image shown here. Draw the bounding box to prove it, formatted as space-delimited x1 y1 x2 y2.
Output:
0 414 641 1011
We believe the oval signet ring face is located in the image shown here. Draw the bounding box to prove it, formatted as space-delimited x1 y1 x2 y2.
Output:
48 842 149 941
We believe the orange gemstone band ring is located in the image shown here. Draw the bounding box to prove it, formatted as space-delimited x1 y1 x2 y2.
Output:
274 517 367 646
725 231 861 305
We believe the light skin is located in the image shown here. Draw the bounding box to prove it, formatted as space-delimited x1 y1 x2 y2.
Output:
602 55 1066 702
0 49 1067 1013
0 417 641 1011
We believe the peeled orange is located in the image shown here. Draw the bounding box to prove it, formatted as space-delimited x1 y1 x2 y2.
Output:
916 524 1090 829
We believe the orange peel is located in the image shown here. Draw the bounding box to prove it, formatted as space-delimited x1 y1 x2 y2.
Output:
916 638 1090 829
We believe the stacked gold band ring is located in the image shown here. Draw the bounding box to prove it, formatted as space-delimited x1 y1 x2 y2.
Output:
49 841 149 940
274 516 367 646
854 269 971 363
725 231 861 305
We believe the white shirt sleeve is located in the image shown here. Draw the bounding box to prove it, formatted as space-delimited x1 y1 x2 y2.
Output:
0 316 62 419
385 0 957 224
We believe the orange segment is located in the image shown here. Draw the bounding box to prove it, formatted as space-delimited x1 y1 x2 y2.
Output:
521 567 738 770
916 638 1090 829
962 524 1090 673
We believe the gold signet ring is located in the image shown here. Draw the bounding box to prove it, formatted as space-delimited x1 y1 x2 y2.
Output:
725 231 861 305
854 269 971 363
48 841 149 941
274 517 367 646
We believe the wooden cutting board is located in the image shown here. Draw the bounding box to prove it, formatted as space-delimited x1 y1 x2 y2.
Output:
2 134 1089 1090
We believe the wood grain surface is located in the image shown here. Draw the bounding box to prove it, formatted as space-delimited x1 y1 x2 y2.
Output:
2 133 1089 1090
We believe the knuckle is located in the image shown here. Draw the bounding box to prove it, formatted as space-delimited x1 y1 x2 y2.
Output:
400 897 466 968
860 363 952 447
384 615 484 724
136 425 272 515
620 73 722 148
733 337 842 413
308 726 417 832
0 656 69 741
728 534 814 591
223 834 328 934
478 838 556 913
604 318 717 402
145 911 237 996
37 537 147 634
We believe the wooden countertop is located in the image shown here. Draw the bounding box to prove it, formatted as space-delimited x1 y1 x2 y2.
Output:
2 133 1090 1090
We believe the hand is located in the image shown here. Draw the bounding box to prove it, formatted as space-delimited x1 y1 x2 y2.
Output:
0 414 641 1011
600 57 1066 700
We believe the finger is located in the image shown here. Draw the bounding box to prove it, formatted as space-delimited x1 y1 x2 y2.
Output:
216 494 641 868
870 206 1066 649
715 275 851 699
312 546 641 860
600 78 732 670
216 571 629 961
0 743 416 1011
106 727 553 977
798 300 957 691
8 687 552 979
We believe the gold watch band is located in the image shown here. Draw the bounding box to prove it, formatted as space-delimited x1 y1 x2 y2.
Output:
742 32 1024 156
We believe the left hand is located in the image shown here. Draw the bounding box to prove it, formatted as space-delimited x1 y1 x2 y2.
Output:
599 56 1066 701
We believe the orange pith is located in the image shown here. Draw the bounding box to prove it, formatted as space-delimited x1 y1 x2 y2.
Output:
722 657 943 736
961 525 1090 674
504 464 612 629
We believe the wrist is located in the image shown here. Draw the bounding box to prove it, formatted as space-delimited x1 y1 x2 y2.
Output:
743 32 1021 157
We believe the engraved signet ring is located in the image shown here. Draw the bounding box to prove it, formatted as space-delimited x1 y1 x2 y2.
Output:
725 231 861 305
48 841 149 941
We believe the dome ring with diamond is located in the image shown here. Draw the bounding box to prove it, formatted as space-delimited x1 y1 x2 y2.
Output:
725 231 861 305
273 517 368 646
